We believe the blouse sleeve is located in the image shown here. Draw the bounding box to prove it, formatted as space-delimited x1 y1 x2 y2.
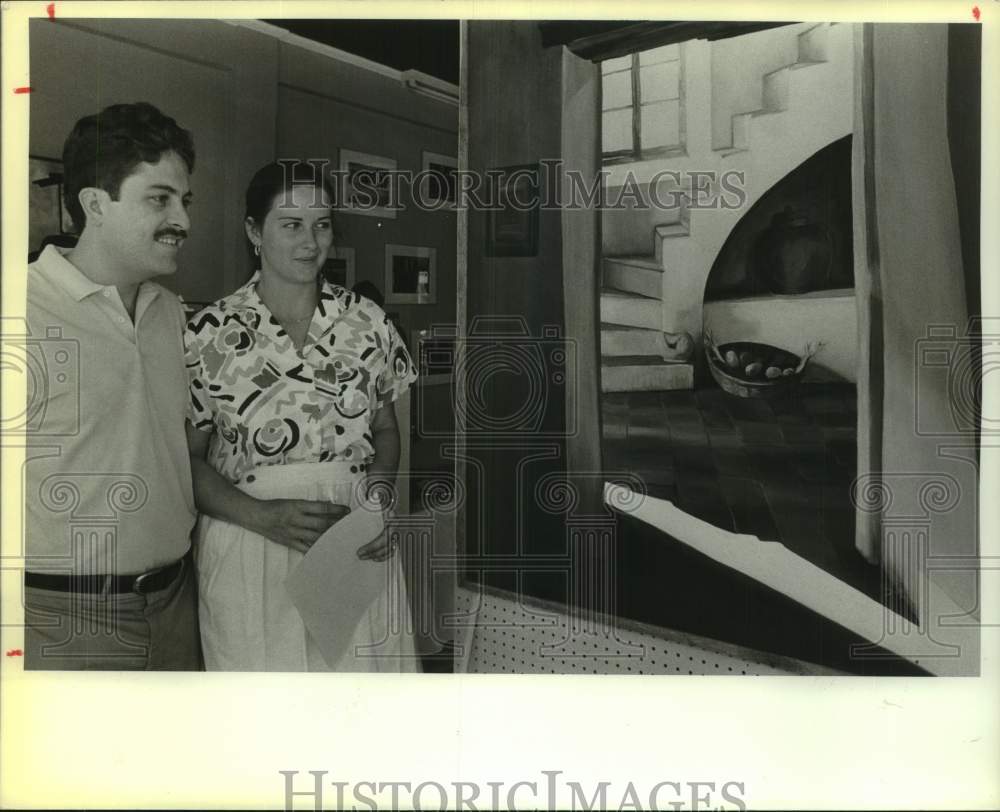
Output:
183 319 215 431
373 312 418 412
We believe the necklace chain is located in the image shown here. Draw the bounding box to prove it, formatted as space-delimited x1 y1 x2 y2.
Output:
266 301 316 324
257 279 319 326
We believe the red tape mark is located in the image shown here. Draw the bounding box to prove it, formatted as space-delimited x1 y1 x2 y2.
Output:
973 6 981 20
47 2 55 20
6 649 23 657
13 87 33 94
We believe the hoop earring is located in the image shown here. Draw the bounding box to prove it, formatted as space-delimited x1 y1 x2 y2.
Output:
254 244 261 257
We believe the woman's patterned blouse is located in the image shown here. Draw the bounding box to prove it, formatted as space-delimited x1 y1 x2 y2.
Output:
184 272 417 483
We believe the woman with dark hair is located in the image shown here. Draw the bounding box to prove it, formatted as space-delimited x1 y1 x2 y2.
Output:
183 161 418 671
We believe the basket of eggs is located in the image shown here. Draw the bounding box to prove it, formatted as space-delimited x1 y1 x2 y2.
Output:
703 330 824 399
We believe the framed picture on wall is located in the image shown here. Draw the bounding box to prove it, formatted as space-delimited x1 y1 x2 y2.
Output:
421 151 458 209
29 155 76 256
321 246 356 289
339 149 397 219
385 244 436 305
485 163 539 257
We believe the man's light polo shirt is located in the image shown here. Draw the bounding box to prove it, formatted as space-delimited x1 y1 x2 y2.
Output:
25 245 196 575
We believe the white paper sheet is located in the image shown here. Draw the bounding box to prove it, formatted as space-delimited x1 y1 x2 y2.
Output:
285 502 387 668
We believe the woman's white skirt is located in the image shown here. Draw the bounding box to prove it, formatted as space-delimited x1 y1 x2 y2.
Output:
194 461 419 672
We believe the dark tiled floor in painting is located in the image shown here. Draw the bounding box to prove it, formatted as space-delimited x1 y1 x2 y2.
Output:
602 383 878 601
599 382 923 673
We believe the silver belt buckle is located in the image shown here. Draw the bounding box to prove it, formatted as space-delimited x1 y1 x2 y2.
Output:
133 556 184 594
132 569 155 594
133 561 168 594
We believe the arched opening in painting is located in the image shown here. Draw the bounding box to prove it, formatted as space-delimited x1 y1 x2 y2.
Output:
695 133 871 591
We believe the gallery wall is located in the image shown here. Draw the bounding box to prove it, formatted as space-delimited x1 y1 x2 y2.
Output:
29 18 278 303
28 18 458 340
277 44 458 337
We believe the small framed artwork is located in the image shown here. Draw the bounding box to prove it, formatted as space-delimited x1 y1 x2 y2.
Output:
339 149 397 219
385 244 436 305
321 246 356 289
29 155 76 254
421 151 458 209
486 163 539 257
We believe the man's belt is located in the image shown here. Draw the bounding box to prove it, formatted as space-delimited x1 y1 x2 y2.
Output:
25 556 186 596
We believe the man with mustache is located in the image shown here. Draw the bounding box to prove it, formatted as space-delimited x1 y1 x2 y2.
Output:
23 103 201 670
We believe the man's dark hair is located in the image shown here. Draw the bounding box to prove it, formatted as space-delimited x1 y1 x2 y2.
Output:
62 102 195 234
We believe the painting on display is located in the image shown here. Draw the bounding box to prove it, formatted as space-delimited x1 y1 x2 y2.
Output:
485 163 539 257
322 246 356 289
339 149 397 219
421 151 458 209
385 244 436 305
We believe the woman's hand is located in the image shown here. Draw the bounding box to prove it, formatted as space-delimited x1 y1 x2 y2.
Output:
356 530 398 562
249 498 350 554
355 477 398 562
186 422 350 555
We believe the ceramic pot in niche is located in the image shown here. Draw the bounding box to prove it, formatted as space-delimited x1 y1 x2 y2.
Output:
752 205 832 295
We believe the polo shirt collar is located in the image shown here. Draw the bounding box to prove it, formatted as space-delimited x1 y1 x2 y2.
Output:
34 245 105 302
34 244 162 311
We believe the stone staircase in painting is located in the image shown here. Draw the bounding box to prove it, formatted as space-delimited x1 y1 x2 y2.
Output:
600 22 853 392
600 255 693 393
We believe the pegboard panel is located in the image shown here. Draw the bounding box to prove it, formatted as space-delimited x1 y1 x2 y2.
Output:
454 586 807 675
